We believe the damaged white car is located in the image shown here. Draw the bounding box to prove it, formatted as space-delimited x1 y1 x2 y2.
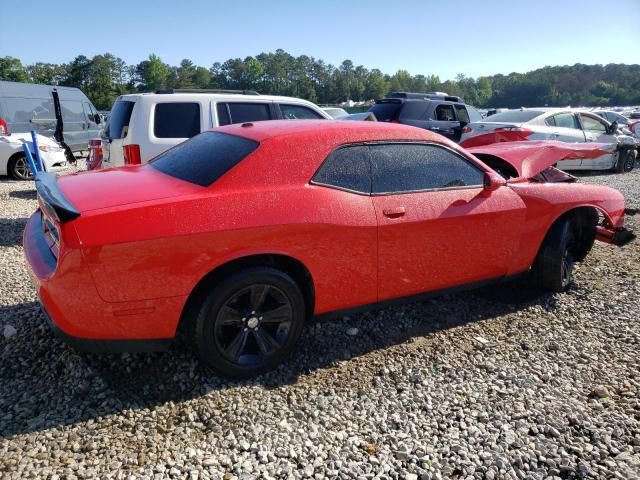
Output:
460 108 637 173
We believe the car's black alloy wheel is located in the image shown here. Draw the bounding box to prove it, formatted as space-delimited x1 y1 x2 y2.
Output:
193 267 305 378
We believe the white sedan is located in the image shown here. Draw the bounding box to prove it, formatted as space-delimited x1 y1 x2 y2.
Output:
460 108 637 173
0 132 68 180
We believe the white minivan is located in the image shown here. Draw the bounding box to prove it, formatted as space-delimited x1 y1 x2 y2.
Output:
101 89 332 167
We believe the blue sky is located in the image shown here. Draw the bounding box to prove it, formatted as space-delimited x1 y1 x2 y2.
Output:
2 0 639 79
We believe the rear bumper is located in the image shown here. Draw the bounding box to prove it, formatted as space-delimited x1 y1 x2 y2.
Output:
595 225 636 246
23 212 175 353
40 303 172 353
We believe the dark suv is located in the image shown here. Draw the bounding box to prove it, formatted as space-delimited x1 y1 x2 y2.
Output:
369 92 482 142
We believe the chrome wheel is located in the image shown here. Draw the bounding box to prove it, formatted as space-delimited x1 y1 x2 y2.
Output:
10 155 33 180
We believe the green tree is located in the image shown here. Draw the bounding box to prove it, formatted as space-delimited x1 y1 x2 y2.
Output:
0 56 28 82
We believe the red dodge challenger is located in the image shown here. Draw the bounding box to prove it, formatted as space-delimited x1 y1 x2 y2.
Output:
24 120 634 377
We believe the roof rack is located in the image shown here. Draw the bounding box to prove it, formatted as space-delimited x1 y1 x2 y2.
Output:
385 91 463 103
154 88 260 95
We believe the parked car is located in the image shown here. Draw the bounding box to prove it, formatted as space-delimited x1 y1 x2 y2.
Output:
0 131 68 180
24 120 634 377
101 89 331 167
322 107 349 118
368 95 482 142
628 111 640 120
486 108 509 117
593 109 631 127
0 81 102 156
459 108 637 172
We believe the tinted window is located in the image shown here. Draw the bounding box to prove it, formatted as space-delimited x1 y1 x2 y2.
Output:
216 103 230 126
370 143 484 194
312 145 370 194
455 105 470 124
545 116 556 127
154 103 200 138
226 103 271 124
105 100 134 139
150 131 259 187
398 101 429 120
553 113 580 129
280 104 324 119
369 101 402 122
435 104 456 121
483 110 544 123
579 114 607 132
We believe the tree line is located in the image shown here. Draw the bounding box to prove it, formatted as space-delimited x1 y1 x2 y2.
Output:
1 51 639 111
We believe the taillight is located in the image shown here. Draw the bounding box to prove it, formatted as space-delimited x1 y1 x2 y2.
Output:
0 118 8 135
86 138 103 170
391 119 400 124
123 144 141 165
462 126 472 134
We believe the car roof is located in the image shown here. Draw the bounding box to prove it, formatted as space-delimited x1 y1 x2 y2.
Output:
214 119 449 144
117 92 321 104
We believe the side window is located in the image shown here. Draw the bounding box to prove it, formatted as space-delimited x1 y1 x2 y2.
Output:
3 97 56 124
370 143 484 194
216 103 231 126
579 114 607 133
83 102 96 123
61 101 86 123
454 105 470 124
280 104 324 119
226 102 271 124
466 105 483 123
434 104 456 121
545 116 556 127
154 103 201 138
552 113 580 129
312 145 370 194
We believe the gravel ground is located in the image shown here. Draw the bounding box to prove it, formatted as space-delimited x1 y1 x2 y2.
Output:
0 163 639 480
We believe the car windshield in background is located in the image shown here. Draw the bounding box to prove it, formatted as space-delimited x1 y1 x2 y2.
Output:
104 100 135 139
150 131 259 187
369 101 402 122
483 109 545 123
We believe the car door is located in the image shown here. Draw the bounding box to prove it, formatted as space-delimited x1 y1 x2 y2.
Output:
545 112 586 170
429 103 460 141
577 113 618 169
60 100 88 151
369 142 527 301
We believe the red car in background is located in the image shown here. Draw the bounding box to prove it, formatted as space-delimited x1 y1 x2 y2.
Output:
24 120 634 377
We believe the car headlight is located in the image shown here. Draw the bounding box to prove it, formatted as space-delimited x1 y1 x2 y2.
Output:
39 145 49 152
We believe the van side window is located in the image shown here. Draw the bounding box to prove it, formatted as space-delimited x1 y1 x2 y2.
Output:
221 103 271 124
62 101 86 123
154 103 201 138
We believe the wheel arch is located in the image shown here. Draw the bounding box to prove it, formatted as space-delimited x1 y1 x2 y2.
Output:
176 253 315 337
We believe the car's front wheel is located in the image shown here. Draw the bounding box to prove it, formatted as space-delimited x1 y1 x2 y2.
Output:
192 267 306 378
531 217 576 292
8 153 33 180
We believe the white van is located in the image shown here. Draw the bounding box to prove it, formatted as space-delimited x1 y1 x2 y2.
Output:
0 81 103 156
101 89 331 167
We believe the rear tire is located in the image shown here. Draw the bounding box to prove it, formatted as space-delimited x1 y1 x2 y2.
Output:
531 217 576 292
7 153 33 180
616 149 636 173
191 267 306 378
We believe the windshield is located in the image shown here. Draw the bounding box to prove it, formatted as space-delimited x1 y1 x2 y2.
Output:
104 100 135 139
481 109 544 123
150 131 259 187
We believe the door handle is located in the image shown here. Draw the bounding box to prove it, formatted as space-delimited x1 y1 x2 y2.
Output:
383 206 406 218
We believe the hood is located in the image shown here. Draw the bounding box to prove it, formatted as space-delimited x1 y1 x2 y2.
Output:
1 132 62 148
467 141 615 178
56 164 203 212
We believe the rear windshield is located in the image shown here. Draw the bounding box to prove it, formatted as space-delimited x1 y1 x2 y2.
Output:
369 101 402 122
482 110 544 123
104 100 135 139
149 131 259 187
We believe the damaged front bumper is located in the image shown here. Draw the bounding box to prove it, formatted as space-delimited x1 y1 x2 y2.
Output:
595 225 636 246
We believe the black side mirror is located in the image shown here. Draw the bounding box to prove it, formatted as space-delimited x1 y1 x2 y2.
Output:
94 113 102 125
608 120 618 135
